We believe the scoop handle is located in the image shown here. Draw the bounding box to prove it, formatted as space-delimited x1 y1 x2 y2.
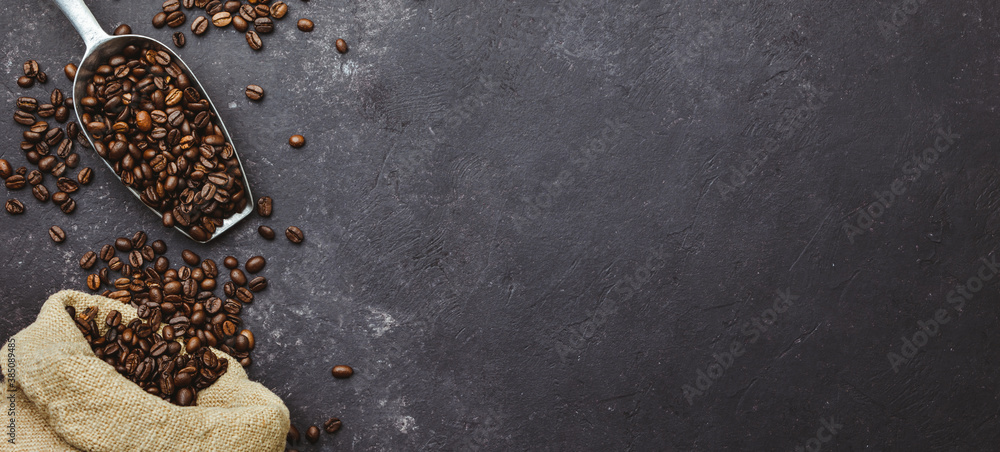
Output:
51 0 108 49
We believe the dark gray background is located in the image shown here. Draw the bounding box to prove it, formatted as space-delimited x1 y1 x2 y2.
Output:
3 0 1000 450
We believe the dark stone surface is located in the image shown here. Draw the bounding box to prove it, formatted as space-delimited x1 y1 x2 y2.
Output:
2 0 1000 450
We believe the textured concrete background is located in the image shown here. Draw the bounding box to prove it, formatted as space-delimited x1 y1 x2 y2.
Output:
2 0 1000 450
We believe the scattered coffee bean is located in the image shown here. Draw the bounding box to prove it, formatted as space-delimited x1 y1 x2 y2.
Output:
323 417 342 434
78 167 93 185
223 256 238 269
230 268 247 286
0 160 11 179
246 30 263 50
285 226 304 243
152 11 168 27
151 239 167 255
50 88 64 106
59 197 76 214
254 17 274 33
172 31 186 48
256 196 273 217
297 18 313 32
23 60 39 77
306 426 320 443
331 365 353 379
166 10 187 27
245 84 264 101
99 244 115 261
32 185 50 202
114 24 132 35
248 276 267 292
49 226 67 243
80 251 98 269
336 38 348 54
191 15 209 35
270 2 287 19
17 76 34 88
5 199 25 215
212 12 232 27
26 170 42 185
86 273 101 290
288 424 300 443
289 134 305 148
257 225 275 240
182 249 201 265
232 15 248 32
115 237 133 252
36 71 48 84
5 175 26 190
64 63 77 80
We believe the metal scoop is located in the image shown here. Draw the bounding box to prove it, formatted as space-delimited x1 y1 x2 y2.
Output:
53 0 253 243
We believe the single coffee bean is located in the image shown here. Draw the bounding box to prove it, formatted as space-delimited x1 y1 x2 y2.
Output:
306 426 320 443
245 256 266 274
231 15 248 32
99 244 115 261
248 276 267 292
129 250 144 267
57 177 79 193
64 63 77 80
323 418 342 434
59 197 76 214
331 365 353 379
115 237 132 252
163 0 181 12
152 11 168 28
132 231 148 249
51 191 68 205
5 199 25 215
114 23 132 35
221 256 238 269
288 134 305 148
51 162 68 178
77 167 93 185
253 4 269 17
253 17 274 33
13 111 35 126
151 239 167 255
191 15 209 35
245 30 263 50
35 71 47 83
17 97 39 112
166 11 187 27
297 18 314 32
15 167 27 176
50 88 64 106
224 0 240 13
239 4 256 21
32 185 50 202
269 1 287 19
172 32 186 48
0 160 10 179
230 268 247 286
288 424 300 443
5 175 26 190
285 226 304 243
254 197 273 218
336 38 348 54
175 387 194 406
23 60 39 77
235 287 254 304
182 249 200 265
258 225 275 240
212 11 232 27
26 170 43 185
80 251 97 269
206 0 223 15
17 76 34 88
49 226 67 243
55 105 70 122
245 84 264 101
86 273 101 291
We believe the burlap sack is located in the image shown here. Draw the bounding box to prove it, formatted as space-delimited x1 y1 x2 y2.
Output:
1 290 288 452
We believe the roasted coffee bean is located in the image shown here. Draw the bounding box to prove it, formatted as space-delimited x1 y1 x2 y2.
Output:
32 185 49 202
77 167 93 185
132 231 148 249
201 259 218 278
35 71 48 83
174 387 194 406
16 97 38 112
166 11 187 27
163 0 180 12
57 177 79 193
288 424 301 443
0 160 10 179
212 11 232 27
26 170 43 185
239 4 256 21
51 191 68 205
239 329 254 349
235 287 253 304
232 15 248 32
17 76 34 88
115 237 133 252
152 240 168 255
37 104 55 118
336 38 348 54
206 0 223 15
172 31 186 48
306 426 320 443
223 281 237 298
191 15 209 35
80 251 98 269
257 225 275 240
331 365 353 379
50 89 64 107
182 249 200 265
256 196 272 217
269 1 287 19
129 250 144 267
114 23 132 35
245 256 266 273
288 134 305 148
323 418 342 434
154 256 170 274
54 105 70 122
152 11 168 28
59 197 76 214
297 18 314 32
15 167 27 176
99 244 115 261
245 84 264 101
230 268 247 286
285 226 304 243
186 336 202 353
56 139 73 158
223 256 238 269
108 256 124 272
245 30 262 50
23 60 39 77
5 199 25 215
51 162 67 177
253 17 273 33
13 111 35 126
253 4 269 17
48 226 67 243
87 273 101 291
224 0 240 12
5 175 26 190
247 276 267 292
64 63 77 80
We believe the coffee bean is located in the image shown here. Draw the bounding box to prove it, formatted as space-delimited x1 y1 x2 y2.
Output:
245 30 263 50
79 251 98 269
166 11 187 27
297 18 314 32
235 287 254 304
115 237 133 252
49 226 67 243
248 276 267 292
5 175 26 190
245 256 266 274
51 162 68 178
59 198 76 214
57 177 79 193
245 84 264 101
17 76 34 88
230 268 247 286
239 4 256 21
64 63 77 80
0 160 10 179
35 71 47 83
288 134 305 148
148 240 166 255
269 1 287 18
288 424 301 443
23 60 39 77
224 0 240 13
98 244 114 261
77 167 93 185
331 365 353 379
13 111 34 126
131 231 148 249
54 106 70 123
86 273 101 291
17 97 39 112
285 226 304 243
336 38 348 54
212 11 232 27
175 387 194 406
232 15 248 32
182 249 201 265
129 250 144 267
323 418 342 434
206 0 223 15
191 15 209 35
152 11 168 28
26 170 42 185
5 199 24 215
114 23 132 35
163 0 180 12
253 4 269 17
253 17 273 33
172 32 186 48
258 226 275 240
306 426 320 443
32 185 49 202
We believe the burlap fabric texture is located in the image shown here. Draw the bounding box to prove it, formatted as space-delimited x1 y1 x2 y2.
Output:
1 290 288 452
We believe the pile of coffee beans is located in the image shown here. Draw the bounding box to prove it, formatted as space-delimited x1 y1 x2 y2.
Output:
151 0 298 51
80 231 266 368
78 42 249 241
69 305 228 406
7 60 94 217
